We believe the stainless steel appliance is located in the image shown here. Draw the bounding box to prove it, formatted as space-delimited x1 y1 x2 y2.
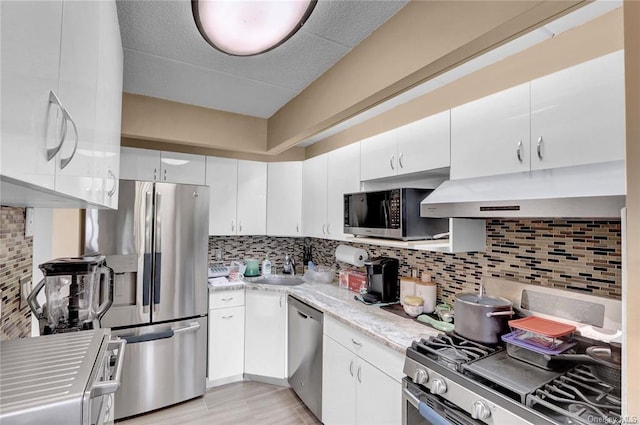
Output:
84 180 209 419
402 279 623 425
27 255 114 334
344 188 449 240
363 257 399 304
0 329 125 425
288 295 323 422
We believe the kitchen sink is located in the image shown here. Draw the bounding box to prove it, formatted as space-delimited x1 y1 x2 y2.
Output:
245 275 305 286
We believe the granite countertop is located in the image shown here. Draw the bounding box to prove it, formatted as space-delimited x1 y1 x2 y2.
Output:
208 278 440 353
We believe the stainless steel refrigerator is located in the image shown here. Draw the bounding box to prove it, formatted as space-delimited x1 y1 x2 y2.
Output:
84 180 209 420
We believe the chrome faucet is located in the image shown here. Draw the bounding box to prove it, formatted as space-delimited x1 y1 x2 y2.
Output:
283 254 296 275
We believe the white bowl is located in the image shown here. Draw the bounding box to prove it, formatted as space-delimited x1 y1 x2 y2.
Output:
403 303 423 317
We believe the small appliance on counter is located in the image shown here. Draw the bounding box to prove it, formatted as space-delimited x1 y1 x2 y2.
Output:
362 257 399 304
27 255 114 334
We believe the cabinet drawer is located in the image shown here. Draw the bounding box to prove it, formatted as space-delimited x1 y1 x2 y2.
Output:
209 290 245 309
324 316 405 382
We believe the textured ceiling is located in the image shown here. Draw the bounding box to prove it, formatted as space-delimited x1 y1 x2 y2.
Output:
117 0 408 118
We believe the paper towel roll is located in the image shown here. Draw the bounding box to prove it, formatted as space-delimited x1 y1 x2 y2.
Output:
335 245 369 267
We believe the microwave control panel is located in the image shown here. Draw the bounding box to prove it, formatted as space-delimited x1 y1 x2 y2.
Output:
389 190 400 229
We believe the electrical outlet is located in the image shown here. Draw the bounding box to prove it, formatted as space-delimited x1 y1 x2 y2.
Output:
25 207 34 237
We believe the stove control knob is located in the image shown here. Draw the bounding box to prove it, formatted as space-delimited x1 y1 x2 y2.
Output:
413 368 429 385
471 400 491 420
430 379 447 395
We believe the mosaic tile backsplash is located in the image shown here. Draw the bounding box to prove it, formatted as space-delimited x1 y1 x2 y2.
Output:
1 207 33 340
209 219 621 305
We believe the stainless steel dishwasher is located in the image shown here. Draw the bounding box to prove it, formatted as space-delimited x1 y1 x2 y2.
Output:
288 295 323 422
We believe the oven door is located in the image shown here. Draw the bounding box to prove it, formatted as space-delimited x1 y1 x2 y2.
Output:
402 378 483 425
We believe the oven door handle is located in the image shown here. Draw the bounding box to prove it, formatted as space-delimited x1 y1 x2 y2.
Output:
90 339 126 398
403 388 454 425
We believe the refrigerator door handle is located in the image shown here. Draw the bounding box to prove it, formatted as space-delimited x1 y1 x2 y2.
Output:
142 191 153 310
153 191 162 311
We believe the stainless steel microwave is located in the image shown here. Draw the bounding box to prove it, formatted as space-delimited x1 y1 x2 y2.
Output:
343 188 449 241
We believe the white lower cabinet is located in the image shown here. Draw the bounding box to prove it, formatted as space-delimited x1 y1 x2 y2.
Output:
208 290 245 386
323 317 403 425
244 291 287 379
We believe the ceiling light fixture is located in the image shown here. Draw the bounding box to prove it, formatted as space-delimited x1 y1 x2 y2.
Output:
192 0 317 56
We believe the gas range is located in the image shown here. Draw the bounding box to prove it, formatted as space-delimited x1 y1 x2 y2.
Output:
402 333 621 425
401 278 623 425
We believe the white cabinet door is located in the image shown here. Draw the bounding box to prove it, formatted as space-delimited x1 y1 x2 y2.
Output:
206 156 238 236
93 0 122 209
208 306 245 382
451 83 530 179
530 50 625 171
119 147 160 181
355 358 402 425
237 160 267 235
302 154 328 238
360 130 397 181
267 162 302 236
244 292 287 379
327 143 361 240
160 152 206 185
54 0 101 201
396 110 451 176
1 0 63 191
322 336 357 425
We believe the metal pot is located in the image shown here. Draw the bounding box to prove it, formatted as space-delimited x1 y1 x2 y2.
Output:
454 293 513 344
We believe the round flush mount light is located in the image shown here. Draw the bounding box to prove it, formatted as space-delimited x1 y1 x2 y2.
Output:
192 0 317 57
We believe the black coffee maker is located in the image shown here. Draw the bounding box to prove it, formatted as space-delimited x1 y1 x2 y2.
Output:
362 257 399 304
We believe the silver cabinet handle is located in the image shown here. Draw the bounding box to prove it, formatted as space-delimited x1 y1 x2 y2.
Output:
90 339 126 398
220 297 234 301
349 360 354 377
163 168 167 181
351 338 362 347
173 322 201 334
46 90 67 161
221 315 234 319
390 155 395 170
326 223 331 235
516 140 523 163
537 136 543 160
399 152 404 168
153 168 157 181
239 222 243 233
59 109 79 170
357 365 362 383
321 224 326 235
296 224 299 233
231 221 235 231
107 169 117 197
280 297 283 308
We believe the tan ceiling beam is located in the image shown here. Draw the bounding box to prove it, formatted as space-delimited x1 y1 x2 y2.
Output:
121 93 268 154
267 0 585 154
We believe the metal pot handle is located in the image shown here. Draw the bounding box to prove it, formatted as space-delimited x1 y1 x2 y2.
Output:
485 310 514 317
26 278 46 319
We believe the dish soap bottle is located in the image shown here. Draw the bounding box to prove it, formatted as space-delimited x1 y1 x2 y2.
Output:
262 255 272 276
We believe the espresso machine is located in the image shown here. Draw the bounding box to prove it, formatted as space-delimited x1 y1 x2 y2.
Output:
362 257 399 304
27 255 114 334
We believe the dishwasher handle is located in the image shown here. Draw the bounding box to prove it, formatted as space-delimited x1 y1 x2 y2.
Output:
288 295 323 323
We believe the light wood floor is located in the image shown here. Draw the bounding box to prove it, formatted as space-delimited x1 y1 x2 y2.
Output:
116 381 323 425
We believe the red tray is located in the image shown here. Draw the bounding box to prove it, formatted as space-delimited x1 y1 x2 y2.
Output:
508 316 575 338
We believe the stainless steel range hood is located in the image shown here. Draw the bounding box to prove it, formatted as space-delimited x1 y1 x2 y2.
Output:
421 161 625 218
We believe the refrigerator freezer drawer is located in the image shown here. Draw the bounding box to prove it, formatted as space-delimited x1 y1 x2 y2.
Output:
111 316 207 420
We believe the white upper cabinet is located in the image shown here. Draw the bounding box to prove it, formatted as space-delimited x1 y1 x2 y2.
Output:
120 148 205 185
530 50 625 171
160 151 206 185
396 110 451 175
1 0 63 191
236 160 267 235
119 147 161 181
451 83 530 180
93 0 123 209
360 111 451 181
267 162 303 237
206 156 238 236
302 154 328 238
360 130 397 181
327 143 361 240
1 0 122 208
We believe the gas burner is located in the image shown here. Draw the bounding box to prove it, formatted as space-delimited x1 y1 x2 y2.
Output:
528 365 622 425
412 333 501 371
